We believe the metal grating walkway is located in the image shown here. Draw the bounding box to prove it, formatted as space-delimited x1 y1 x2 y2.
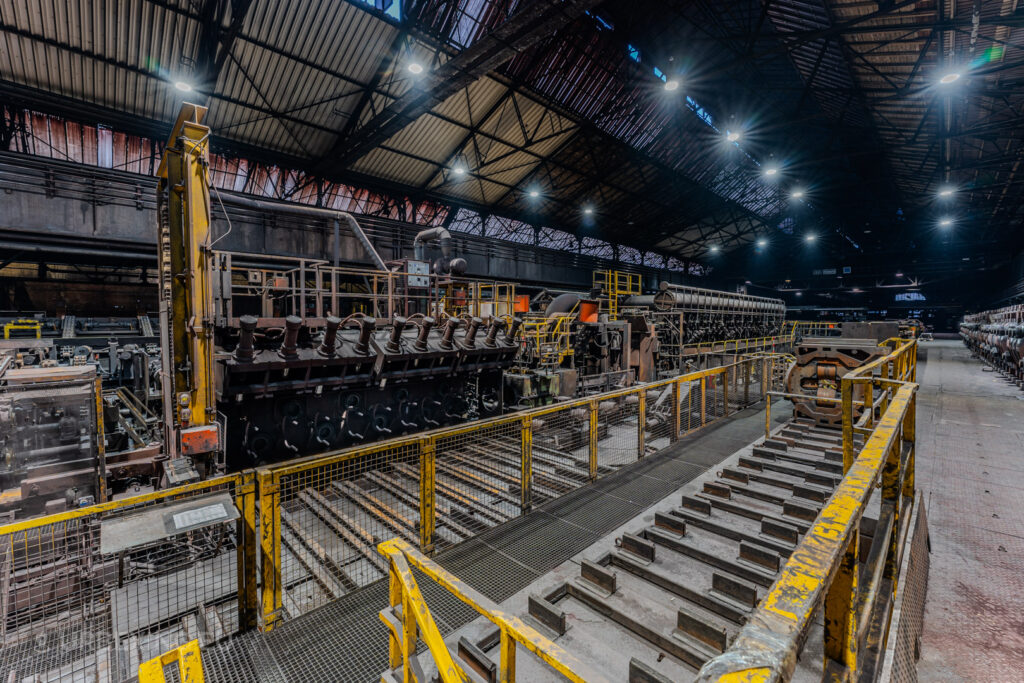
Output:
198 401 789 683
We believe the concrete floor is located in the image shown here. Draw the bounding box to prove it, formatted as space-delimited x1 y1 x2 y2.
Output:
916 340 1024 681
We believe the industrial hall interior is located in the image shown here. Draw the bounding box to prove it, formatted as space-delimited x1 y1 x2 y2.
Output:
1 0 1023 681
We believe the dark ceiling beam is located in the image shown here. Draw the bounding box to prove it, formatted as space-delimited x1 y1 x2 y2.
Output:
194 0 255 91
317 0 605 170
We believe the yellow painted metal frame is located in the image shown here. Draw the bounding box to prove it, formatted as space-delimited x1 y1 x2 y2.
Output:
158 102 216 451
0 470 259 634
592 269 641 321
138 639 204 683
379 538 610 683
697 340 919 683
2 319 41 339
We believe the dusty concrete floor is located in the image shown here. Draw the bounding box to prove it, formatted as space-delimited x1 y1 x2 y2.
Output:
915 340 1024 681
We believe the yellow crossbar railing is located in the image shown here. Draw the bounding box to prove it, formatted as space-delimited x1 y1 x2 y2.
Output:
698 341 918 682
378 538 609 683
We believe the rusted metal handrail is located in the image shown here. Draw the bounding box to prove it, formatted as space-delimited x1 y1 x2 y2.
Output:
698 341 918 682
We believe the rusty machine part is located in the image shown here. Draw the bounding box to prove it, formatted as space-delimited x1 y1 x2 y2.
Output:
784 338 889 426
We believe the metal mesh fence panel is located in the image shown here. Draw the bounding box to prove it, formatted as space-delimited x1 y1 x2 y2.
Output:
0 476 246 683
678 378 702 435
595 394 640 471
433 420 522 552
643 383 676 452
530 406 592 502
275 441 421 618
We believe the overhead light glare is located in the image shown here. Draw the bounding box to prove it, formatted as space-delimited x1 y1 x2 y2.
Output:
709 245 719 253
939 71 961 84
174 80 193 92
757 239 767 247
795 291 802 297
791 189 804 199
726 131 740 142
407 62 424 75
938 186 955 197
664 79 680 92
583 206 594 215
528 190 539 198
764 166 778 177
452 165 466 176
805 234 816 242
939 217 952 226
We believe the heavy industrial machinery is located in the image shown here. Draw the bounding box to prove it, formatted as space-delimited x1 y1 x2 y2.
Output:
218 312 519 470
156 104 525 473
782 322 901 426
504 286 656 407
0 351 162 517
621 282 786 376
961 305 1024 387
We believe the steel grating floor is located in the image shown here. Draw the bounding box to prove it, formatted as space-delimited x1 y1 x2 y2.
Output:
196 400 789 683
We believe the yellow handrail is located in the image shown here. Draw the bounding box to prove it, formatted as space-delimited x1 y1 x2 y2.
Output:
378 538 608 683
138 639 205 683
698 341 919 682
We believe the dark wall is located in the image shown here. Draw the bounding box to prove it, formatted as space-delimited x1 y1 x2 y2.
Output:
0 151 693 316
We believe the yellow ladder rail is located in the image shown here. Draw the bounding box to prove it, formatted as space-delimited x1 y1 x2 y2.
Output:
138 640 204 683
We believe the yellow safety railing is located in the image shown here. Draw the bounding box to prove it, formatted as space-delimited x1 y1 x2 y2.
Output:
698 339 919 682
680 332 796 357
254 353 793 630
519 313 575 367
3 318 42 339
378 538 608 683
786 320 840 337
592 269 641 320
0 471 257 678
138 639 205 682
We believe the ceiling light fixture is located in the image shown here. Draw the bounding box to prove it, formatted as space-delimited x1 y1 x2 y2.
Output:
791 189 804 199
726 131 740 142
583 206 594 215
939 217 952 226
938 186 955 197
757 239 767 247
174 80 193 92
528 190 539 198
407 62 424 75
939 71 961 84
764 166 778 176
805 234 816 242
709 245 719 253
664 79 680 92
452 165 466 176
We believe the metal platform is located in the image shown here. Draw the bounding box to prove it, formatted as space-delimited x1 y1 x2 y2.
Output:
191 400 790 683
391 418 865 682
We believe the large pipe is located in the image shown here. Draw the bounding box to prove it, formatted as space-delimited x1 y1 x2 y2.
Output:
218 194 389 272
318 315 341 357
279 316 301 359
414 316 435 351
234 315 258 362
544 292 581 318
484 317 505 347
387 316 408 352
413 227 467 275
